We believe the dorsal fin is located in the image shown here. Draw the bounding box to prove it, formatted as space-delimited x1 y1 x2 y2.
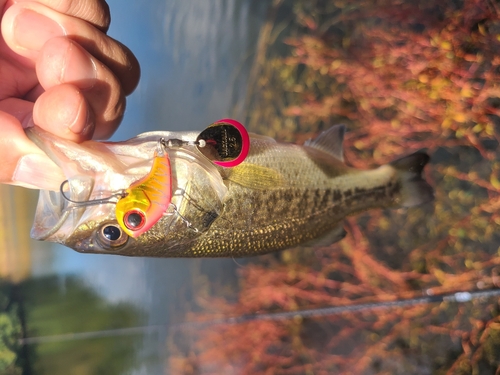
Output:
249 133 277 143
304 124 345 162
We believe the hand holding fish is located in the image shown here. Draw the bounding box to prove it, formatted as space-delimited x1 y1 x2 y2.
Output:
0 0 140 187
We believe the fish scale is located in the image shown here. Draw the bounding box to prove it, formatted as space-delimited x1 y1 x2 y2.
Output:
184 184 402 257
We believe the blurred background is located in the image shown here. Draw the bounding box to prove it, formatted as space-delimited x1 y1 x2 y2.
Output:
2 0 500 374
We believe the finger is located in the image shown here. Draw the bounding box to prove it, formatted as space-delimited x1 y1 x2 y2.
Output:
0 97 34 127
0 87 96 143
0 110 37 183
0 110 63 189
2 2 140 94
11 0 111 32
33 83 96 142
36 37 125 139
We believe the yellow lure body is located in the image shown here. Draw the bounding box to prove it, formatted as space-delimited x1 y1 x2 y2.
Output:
115 145 172 238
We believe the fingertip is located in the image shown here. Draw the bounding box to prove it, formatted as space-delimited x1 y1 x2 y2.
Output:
0 111 65 188
33 84 95 142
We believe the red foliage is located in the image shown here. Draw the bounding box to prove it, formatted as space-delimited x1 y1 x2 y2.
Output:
169 0 500 374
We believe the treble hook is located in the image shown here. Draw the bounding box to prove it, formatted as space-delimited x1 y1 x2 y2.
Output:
60 180 126 208
165 202 199 233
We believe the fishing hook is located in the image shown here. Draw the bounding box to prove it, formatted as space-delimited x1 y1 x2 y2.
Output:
60 180 126 208
165 202 199 233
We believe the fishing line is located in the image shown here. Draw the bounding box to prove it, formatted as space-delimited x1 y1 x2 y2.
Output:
171 288 500 329
18 288 500 345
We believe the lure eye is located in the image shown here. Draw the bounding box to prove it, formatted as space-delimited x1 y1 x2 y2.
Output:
96 223 129 249
123 210 146 231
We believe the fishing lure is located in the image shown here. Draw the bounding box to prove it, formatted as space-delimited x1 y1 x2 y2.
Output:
115 140 173 238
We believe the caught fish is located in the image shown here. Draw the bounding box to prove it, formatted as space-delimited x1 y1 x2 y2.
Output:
26 122 433 257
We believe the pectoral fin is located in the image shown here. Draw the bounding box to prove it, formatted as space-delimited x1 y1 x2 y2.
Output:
226 164 284 190
303 224 347 248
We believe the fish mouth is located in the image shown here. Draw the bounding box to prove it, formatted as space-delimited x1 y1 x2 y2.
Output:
26 126 155 244
26 127 98 242
31 189 69 240
30 178 95 241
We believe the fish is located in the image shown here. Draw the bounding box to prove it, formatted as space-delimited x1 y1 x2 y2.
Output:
26 123 433 257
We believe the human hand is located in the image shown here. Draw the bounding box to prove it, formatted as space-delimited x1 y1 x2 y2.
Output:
0 0 140 188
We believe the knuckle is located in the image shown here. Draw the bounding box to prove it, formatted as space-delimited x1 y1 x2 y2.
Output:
106 93 126 122
88 0 111 32
63 0 111 31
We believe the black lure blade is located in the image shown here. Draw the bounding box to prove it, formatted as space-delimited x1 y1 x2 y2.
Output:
196 118 250 167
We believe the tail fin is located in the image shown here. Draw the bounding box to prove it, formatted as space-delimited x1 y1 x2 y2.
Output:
390 152 434 208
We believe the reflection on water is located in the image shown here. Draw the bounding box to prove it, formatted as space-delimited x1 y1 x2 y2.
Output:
111 0 271 137
0 185 35 282
19 276 141 374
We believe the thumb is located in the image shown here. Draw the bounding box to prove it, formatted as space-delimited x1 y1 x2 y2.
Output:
0 111 64 189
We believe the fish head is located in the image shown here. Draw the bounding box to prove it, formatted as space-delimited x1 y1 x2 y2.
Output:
27 126 227 256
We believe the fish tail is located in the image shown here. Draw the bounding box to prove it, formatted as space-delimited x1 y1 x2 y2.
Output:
390 152 434 207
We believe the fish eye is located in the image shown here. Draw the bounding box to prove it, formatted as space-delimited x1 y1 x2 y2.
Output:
124 210 146 231
96 222 129 249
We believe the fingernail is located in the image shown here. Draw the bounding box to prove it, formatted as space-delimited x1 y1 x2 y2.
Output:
14 9 65 51
69 100 94 137
13 154 65 190
62 42 97 90
22 116 35 129
79 105 95 137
